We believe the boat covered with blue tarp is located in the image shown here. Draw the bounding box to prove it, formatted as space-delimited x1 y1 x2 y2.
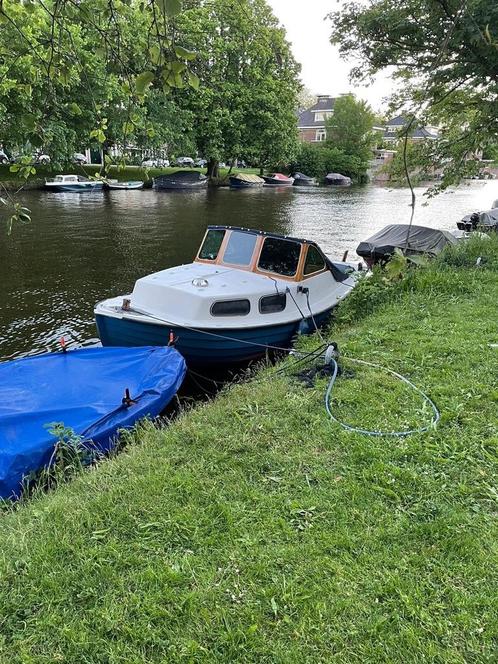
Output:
0 346 186 499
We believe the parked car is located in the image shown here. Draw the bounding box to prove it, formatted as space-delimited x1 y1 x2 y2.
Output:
73 152 88 164
141 158 157 168
156 158 170 167
34 153 51 164
176 156 194 167
194 158 207 168
0 150 9 165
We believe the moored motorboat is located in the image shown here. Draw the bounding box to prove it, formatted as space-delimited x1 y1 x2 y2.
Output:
324 173 352 187
292 172 318 187
153 170 207 190
0 346 186 500
106 180 144 190
95 226 357 366
45 174 103 192
229 173 265 188
457 208 498 232
262 173 294 186
356 224 458 268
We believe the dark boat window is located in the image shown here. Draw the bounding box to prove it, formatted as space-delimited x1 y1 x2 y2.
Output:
303 245 326 275
211 299 250 316
223 231 257 266
199 229 225 261
258 237 302 277
259 293 287 314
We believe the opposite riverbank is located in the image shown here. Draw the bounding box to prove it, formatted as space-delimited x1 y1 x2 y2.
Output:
0 236 497 662
0 164 261 190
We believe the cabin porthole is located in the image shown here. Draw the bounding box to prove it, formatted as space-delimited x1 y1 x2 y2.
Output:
211 299 251 317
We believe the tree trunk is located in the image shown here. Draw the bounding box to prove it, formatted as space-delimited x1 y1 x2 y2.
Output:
207 158 219 179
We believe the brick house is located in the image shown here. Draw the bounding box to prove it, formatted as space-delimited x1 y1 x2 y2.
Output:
297 95 337 143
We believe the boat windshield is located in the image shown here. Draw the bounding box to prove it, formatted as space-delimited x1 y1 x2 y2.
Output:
222 231 257 266
199 229 225 261
258 237 302 277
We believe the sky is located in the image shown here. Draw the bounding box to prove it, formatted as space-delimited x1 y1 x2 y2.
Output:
267 0 393 112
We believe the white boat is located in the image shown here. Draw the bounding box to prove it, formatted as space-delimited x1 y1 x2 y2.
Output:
45 174 103 192
106 180 144 190
95 226 357 365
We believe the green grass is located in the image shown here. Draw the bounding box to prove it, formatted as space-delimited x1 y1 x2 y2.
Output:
0 237 497 662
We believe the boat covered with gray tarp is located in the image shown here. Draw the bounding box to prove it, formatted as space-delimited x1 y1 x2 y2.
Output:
356 224 458 267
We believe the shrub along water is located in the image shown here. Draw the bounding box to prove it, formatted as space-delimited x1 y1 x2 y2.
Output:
0 235 496 662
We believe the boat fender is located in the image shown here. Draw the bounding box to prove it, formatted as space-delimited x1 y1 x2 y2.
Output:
168 330 178 347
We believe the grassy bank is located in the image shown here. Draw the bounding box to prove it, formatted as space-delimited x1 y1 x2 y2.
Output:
0 164 260 189
0 238 497 662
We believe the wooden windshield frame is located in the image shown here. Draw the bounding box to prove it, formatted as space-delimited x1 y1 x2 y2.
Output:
195 228 330 282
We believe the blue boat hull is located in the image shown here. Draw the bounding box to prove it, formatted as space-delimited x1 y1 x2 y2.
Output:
45 183 104 192
0 346 186 499
95 309 333 366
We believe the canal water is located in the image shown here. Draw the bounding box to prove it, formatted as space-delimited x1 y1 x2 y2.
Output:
1 181 497 361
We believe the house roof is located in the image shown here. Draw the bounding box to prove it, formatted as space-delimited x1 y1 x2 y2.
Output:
386 115 407 127
384 115 439 140
298 96 336 129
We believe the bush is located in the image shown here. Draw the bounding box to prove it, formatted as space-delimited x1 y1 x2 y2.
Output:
289 143 369 181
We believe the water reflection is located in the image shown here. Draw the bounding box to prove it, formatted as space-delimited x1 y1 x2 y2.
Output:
1 181 497 360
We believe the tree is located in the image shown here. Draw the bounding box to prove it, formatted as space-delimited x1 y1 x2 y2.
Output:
329 0 498 188
0 0 198 170
297 87 317 112
325 94 375 162
175 0 301 177
290 143 369 181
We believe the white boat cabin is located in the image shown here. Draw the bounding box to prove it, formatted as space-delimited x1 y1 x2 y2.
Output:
46 174 87 184
95 226 356 330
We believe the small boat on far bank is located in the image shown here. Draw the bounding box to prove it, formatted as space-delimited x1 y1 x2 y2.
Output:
292 172 318 187
0 346 186 500
45 174 103 192
229 173 265 188
324 173 352 187
153 170 207 190
105 180 144 190
262 173 294 186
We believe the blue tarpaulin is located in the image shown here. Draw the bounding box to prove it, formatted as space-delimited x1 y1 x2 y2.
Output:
0 346 186 499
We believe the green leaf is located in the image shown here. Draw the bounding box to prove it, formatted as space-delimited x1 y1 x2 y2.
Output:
135 70 155 95
150 45 162 65
69 103 82 116
173 73 184 88
188 71 200 90
160 0 182 17
170 61 186 74
21 114 37 131
174 45 196 61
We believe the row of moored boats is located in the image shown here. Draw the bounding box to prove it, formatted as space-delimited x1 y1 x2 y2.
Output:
44 170 352 192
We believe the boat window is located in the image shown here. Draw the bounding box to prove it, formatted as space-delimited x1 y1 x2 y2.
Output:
303 245 326 275
259 293 286 314
222 231 257 266
211 299 250 316
199 229 225 261
258 237 302 277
